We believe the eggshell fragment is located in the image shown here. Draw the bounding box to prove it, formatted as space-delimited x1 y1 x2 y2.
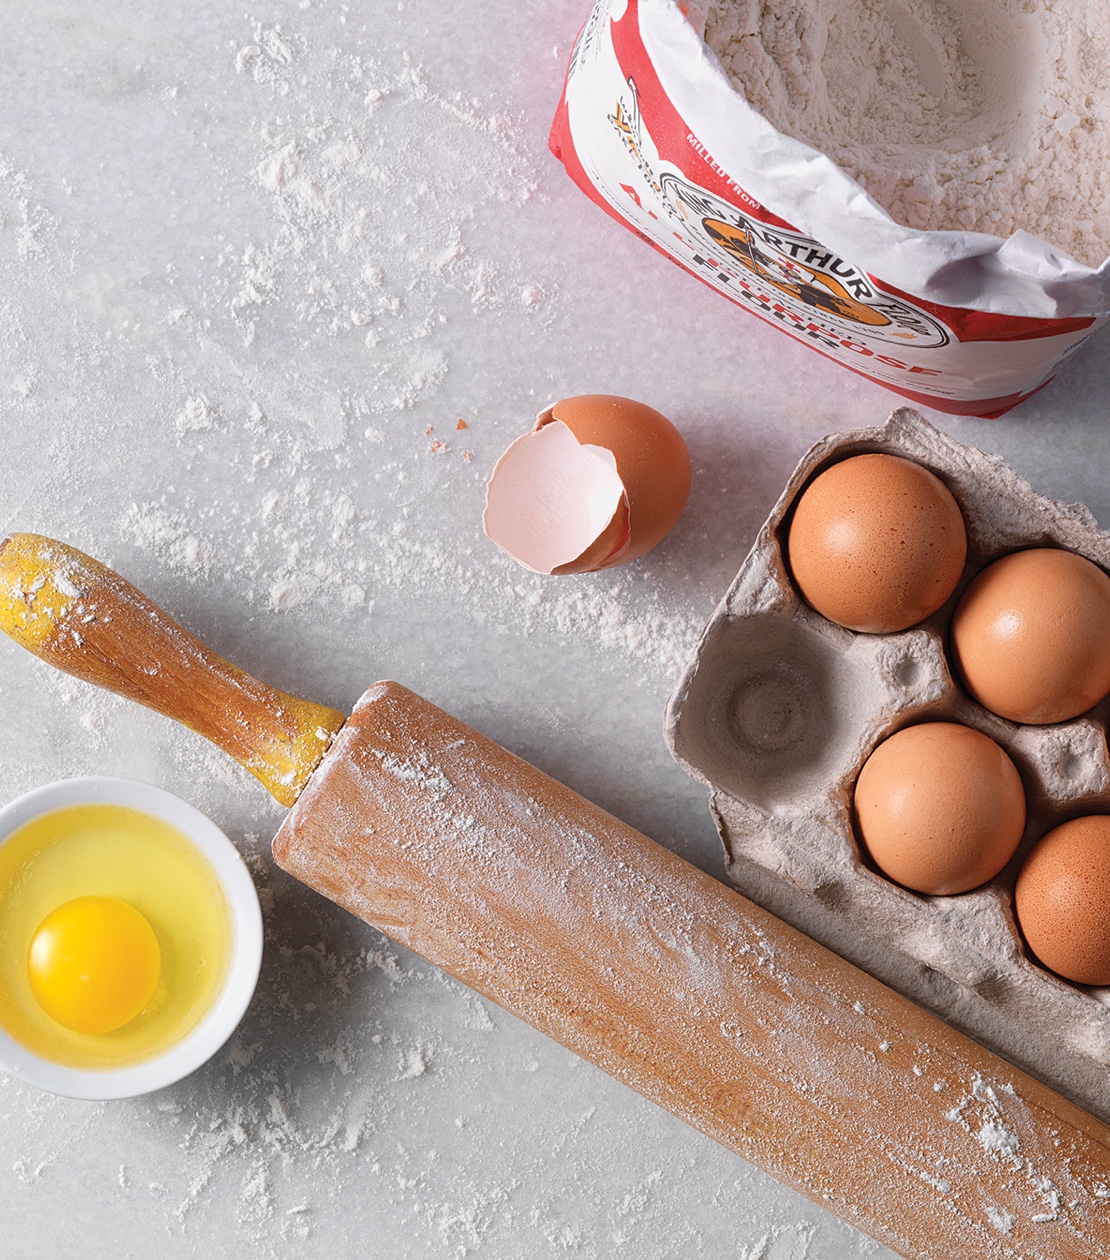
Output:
786 453 967 633
950 547 1110 725
1015 816 1110 986
483 395 690 575
853 722 1026 896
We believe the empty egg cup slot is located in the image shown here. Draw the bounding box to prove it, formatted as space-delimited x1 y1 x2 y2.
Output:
671 612 875 815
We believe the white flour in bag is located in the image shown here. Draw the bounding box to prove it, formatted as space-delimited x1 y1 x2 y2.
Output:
704 0 1110 269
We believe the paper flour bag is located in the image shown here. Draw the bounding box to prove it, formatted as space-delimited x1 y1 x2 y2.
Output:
549 0 1110 418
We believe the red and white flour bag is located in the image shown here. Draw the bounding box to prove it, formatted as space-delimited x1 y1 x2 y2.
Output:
549 0 1110 418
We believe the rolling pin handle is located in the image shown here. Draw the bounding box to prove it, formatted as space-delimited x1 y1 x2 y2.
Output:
0 533 345 806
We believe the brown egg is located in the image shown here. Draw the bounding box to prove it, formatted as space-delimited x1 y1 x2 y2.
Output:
483 395 691 575
950 548 1110 724
1015 816 1110 986
786 453 966 633
853 722 1026 895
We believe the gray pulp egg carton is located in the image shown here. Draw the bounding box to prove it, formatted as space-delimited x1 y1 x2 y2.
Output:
665 407 1110 1123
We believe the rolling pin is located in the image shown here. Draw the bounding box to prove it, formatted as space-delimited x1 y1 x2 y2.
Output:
1 531 1110 1259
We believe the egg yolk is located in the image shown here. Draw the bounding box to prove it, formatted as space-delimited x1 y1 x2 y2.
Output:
27 896 161 1035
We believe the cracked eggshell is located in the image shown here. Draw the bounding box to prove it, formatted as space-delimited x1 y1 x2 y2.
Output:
665 407 1110 1126
483 395 691 575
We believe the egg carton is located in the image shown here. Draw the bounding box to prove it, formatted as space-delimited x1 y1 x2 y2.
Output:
665 408 1110 1124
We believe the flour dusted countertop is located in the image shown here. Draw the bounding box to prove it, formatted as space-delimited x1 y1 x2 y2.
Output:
2 2 1110 1258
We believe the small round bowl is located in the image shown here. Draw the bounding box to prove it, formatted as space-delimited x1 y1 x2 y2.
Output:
0 777 263 1100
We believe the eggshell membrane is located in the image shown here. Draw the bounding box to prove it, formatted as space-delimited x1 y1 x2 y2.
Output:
1015 816 1110 986
482 421 628 574
786 453 967 633
539 394 692 570
950 547 1110 724
853 722 1026 896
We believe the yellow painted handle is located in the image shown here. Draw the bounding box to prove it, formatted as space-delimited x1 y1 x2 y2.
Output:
0 534 345 806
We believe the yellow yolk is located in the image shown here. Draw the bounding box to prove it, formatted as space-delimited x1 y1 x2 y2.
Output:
0 803 232 1069
28 896 161 1035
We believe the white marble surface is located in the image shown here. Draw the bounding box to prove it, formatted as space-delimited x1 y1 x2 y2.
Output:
1 2 1108 1257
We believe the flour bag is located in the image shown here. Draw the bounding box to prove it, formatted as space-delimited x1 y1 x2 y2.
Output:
550 0 1110 417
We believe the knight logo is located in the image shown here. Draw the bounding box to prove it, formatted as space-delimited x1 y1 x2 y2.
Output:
657 172 950 349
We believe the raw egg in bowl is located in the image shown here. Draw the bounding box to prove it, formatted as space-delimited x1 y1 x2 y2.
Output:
0 777 262 1099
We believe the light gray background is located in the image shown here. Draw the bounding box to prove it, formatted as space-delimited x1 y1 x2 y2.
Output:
0 2 1106 1257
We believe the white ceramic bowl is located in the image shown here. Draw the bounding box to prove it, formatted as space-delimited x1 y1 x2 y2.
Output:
0 777 263 1100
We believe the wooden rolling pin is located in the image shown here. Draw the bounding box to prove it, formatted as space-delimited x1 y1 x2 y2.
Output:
1 531 1109 1259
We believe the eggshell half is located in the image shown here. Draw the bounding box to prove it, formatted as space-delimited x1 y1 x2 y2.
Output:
950 547 1110 724
483 394 690 575
853 721 1026 896
1015 816 1110 986
482 421 628 575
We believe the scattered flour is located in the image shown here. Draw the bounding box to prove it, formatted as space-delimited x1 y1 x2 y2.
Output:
705 0 1110 266
985 1205 1016 1234
976 1121 1020 1159
223 17 545 425
397 1045 429 1080
121 503 213 577
176 394 218 434
120 481 702 680
0 153 56 264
